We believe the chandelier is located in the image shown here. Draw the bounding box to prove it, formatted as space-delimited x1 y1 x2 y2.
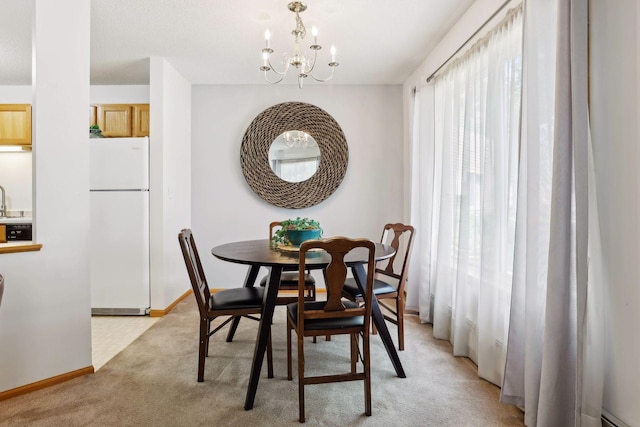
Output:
282 130 316 148
260 2 339 89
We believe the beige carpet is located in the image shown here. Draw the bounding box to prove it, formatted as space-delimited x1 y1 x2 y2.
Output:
1 297 524 426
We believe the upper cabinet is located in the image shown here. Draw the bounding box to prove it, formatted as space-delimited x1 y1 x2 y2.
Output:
132 104 149 137
91 104 149 137
0 104 32 145
96 104 131 137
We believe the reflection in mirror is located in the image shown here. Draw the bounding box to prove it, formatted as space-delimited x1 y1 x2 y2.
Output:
268 131 321 183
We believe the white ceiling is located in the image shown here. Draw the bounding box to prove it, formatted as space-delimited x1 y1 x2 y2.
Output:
1 0 475 86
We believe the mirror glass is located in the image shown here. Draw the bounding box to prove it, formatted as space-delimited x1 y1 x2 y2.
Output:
268 131 321 183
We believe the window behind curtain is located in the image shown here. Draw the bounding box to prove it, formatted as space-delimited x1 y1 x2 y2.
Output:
412 5 523 386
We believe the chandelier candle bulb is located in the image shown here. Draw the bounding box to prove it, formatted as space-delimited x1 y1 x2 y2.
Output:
331 46 336 63
312 26 318 44
265 29 271 48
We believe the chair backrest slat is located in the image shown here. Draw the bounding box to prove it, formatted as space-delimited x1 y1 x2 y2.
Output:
178 229 211 315
269 221 283 241
378 223 415 291
299 237 375 325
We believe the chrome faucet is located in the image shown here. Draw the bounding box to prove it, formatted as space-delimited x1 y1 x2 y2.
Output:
0 185 6 217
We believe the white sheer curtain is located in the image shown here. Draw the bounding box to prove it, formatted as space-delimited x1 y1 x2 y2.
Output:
410 6 523 387
501 0 603 425
407 84 436 318
410 0 604 423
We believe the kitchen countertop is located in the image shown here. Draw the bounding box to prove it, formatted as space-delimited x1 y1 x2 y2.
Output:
0 241 42 254
0 217 32 224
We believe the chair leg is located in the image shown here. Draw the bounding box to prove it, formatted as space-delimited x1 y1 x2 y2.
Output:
363 331 372 416
298 334 305 423
397 297 405 351
350 333 358 373
371 314 378 335
287 319 293 380
205 318 211 357
198 319 208 382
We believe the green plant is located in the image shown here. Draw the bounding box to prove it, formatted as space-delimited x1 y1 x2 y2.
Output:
90 124 104 138
272 217 322 245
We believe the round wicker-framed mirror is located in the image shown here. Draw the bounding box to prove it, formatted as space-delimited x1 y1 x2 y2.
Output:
240 102 348 209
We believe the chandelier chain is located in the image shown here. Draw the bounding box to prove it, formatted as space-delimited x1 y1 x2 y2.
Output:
293 7 306 40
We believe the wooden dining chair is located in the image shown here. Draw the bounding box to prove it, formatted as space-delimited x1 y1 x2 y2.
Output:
287 237 376 423
259 221 316 305
178 228 273 382
341 223 415 351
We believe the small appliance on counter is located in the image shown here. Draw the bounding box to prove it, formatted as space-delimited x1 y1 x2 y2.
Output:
0 217 33 243
3 223 32 241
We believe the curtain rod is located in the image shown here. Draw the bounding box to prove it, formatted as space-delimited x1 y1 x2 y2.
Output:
426 0 513 83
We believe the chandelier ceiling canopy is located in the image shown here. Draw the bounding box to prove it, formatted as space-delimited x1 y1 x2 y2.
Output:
260 2 338 89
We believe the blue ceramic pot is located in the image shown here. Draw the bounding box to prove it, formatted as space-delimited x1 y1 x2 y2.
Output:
286 229 322 246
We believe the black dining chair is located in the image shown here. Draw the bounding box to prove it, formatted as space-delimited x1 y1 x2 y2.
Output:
341 223 415 351
178 228 273 382
287 236 376 423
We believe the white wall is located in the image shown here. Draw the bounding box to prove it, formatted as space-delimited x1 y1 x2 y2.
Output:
0 86 31 103
191 85 404 289
0 0 91 392
590 1 640 424
149 58 192 310
90 85 149 104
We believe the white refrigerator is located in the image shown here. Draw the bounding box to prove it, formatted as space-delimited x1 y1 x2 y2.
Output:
90 137 150 315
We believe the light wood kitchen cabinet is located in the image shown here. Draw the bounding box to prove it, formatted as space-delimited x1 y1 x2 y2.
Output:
96 104 133 137
0 104 32 145
132 104 150 137
93 104 149 137
89 106 97 126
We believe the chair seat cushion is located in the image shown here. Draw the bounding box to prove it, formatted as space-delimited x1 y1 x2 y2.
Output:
210 287 264 310
343 277 396 298
287 300 363 330
259 271 316 288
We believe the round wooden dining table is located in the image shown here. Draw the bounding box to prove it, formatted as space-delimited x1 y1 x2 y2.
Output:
211 238 406 410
